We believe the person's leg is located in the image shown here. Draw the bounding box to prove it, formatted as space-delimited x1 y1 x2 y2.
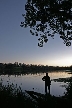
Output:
45 84 47 93
48 85 50 94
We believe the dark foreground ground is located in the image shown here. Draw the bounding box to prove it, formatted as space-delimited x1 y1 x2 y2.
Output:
0 82 72 108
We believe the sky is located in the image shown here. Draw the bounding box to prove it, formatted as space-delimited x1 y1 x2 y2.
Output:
0 0 72 66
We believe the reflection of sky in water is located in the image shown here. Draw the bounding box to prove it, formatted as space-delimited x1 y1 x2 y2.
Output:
0 71 71 97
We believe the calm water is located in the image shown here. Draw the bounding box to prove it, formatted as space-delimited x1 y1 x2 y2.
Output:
0 71 72 97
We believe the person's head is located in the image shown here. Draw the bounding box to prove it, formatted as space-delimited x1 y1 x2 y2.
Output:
46 73 48 76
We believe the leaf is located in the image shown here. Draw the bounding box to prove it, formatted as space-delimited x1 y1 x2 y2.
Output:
44 39 48 43
36 33 38 36
67 31 70 35
48 34 51 36
68 37 72 40
38 38 40 41
66 42 71 46
60 36 63 38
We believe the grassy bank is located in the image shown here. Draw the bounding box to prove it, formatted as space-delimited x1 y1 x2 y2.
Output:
0 83 36 108
0 82 72 108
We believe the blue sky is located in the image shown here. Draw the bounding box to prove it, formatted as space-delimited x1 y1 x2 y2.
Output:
0 0 72 66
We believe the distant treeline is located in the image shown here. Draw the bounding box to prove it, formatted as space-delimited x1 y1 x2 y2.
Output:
0 62 72 74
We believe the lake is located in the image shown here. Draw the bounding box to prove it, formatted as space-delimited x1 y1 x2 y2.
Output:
0 71 72 97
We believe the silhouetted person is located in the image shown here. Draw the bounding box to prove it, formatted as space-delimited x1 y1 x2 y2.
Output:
42 73 51 94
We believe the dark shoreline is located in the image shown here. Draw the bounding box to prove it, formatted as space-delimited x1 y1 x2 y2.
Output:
0 83 72 108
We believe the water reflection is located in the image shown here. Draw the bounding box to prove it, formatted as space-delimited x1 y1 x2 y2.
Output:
0 71 72 96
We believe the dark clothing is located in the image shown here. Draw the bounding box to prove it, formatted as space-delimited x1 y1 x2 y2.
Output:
42 76 51 86
42 75 51 94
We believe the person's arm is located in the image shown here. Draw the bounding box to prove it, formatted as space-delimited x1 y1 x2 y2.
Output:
49 77 51 85
42 76 45 81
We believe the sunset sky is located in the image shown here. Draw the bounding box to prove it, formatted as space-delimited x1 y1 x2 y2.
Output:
0 0 72 66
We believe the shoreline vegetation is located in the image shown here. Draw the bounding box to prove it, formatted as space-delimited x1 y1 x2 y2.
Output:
0 62 72 75
0 80 72 108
